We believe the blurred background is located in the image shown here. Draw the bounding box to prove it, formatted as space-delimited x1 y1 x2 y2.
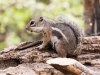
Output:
0 0 84 50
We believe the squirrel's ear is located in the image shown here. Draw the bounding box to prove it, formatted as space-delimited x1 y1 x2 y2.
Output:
39 17 43 22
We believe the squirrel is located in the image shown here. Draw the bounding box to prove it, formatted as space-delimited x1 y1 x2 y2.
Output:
25 16 83 58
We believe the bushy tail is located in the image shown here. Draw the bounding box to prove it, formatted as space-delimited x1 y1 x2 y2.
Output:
57 16 83 55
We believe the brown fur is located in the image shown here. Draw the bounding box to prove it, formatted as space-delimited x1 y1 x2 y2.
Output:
26 17 83 58
42 26 51 47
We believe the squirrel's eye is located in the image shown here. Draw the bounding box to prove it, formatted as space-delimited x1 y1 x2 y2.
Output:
30 21 35 25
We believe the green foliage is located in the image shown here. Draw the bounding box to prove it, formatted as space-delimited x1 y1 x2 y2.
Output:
0 0 83 50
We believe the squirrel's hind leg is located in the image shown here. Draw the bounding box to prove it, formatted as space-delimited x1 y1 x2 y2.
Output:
55 41 67 58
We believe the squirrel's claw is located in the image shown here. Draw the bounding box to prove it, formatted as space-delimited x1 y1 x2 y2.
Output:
34 45 44 50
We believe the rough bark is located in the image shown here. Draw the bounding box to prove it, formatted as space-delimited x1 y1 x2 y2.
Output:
0 36 100 75
0 63 64 75
83 36 100 44
82 36 100 54
47 58 100 75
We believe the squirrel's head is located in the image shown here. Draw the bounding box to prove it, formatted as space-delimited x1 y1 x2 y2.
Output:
25 17 44 31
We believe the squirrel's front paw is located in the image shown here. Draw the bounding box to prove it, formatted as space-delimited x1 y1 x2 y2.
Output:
34 45 44 50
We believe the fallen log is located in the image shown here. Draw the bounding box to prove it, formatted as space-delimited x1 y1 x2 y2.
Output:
82 44 100 52
0 36 100 74
83 36 100 44
0 63 64 75
47 58 100 75
82 36 100 53
0 41 56 70
80 59 100 65
0 40 100 66
78 53 100 61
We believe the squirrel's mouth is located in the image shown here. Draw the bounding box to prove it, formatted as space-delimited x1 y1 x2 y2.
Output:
29 28 33 32
30 30 32 32
25 27 29 30
25 27 33 32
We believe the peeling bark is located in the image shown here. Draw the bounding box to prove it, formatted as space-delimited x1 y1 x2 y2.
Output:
0 36 100 74
47 58 100 75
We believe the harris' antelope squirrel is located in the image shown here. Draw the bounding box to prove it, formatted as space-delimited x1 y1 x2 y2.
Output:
25 17 83 58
